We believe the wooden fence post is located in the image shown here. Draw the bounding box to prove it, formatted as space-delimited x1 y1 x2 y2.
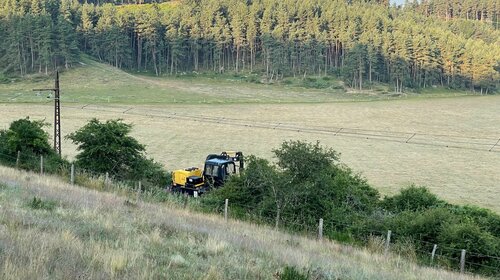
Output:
40 155 43 175
136 181 141 202
384 230 392 255
318 218 323 240
183 193 188 209
105 172 109 185
16 151 20 168
460 249 466 274
224 199 229 222
70 164 75 185
431 244 438 264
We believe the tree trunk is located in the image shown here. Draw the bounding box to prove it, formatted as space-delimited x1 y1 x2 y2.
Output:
115 40 119 68
359 59 363 90
369 60 372 83
30 35 34 71
170 46 174 75
194 44 199 71
236 45 240 72
137 37 142 70
153 46 158 76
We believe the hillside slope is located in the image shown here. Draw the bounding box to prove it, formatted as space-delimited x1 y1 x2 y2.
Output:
0 57 352 104
0 166 484 279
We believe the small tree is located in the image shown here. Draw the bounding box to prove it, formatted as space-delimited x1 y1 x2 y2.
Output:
0 117 66 173
273 140 379 230
1 117 52 156
273 140 340 181
67 118 167 188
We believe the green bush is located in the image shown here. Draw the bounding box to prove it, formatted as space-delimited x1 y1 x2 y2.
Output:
301 77 331 89
438 222 500 274
0 73 9 84
0 118 52 156
280 266 309 280
0 118 69 174
245 75 260 84
29 196 57 211
390 208 457 243
67 119 168 190
382 186 445 212
282 78 294 85
375 200 500 275
448 205 500 238
202 140 380 237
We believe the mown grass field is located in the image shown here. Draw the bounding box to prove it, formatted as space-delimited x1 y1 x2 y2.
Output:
0 60 498 213
0 56 472 105
0 166 485 279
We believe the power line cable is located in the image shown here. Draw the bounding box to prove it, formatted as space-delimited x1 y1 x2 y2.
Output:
59 104 500 154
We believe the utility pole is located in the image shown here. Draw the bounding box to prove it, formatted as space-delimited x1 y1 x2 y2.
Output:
33 71 61 156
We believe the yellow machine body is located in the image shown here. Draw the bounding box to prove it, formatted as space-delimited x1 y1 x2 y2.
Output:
171 167 204 189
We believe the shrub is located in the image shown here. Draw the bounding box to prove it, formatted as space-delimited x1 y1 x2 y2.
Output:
67 119 168 190
382 186 445 213
379 203 500 275
448 205 500 238
389 208 457 243
203 141 380 238
0 118 52 157
300 77 330 89
280 266 309 280
273 140 339 180
282 78 294 85
245 75 260 84
438 222 500 274
0 118 68 174
0 73 9 84
29 196 57 211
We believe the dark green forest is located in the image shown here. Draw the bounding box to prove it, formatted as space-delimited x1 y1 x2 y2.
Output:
0 0 499 92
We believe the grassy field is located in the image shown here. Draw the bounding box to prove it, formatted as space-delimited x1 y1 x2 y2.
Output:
0 58 349 104
1 97 499 213
0 60 498 213
0 166 485 279
0 57 475 105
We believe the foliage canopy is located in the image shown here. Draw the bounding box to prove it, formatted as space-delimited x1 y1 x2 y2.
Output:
0 117 67 173
67 118 167 188
0 0 499 92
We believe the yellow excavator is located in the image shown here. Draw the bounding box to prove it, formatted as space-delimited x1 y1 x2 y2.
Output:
170 151 244 195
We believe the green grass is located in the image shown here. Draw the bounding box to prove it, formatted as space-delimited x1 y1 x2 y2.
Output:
28 196 57 211
0 166 485 280
0 56 479 105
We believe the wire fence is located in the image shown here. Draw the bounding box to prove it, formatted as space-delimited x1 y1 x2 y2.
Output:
1 153 498 277
219 198 500 276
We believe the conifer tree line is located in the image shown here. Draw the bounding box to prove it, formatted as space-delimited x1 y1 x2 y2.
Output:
411 0 499 26
1 0 499 93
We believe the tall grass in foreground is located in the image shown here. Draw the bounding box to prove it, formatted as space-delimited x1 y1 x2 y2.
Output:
0 166 485 280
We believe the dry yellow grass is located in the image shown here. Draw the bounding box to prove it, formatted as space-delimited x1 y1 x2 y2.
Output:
0 166 486 279
1 96 499 212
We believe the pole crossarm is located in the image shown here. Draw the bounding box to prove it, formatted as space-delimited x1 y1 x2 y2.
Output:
32 88 57 92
